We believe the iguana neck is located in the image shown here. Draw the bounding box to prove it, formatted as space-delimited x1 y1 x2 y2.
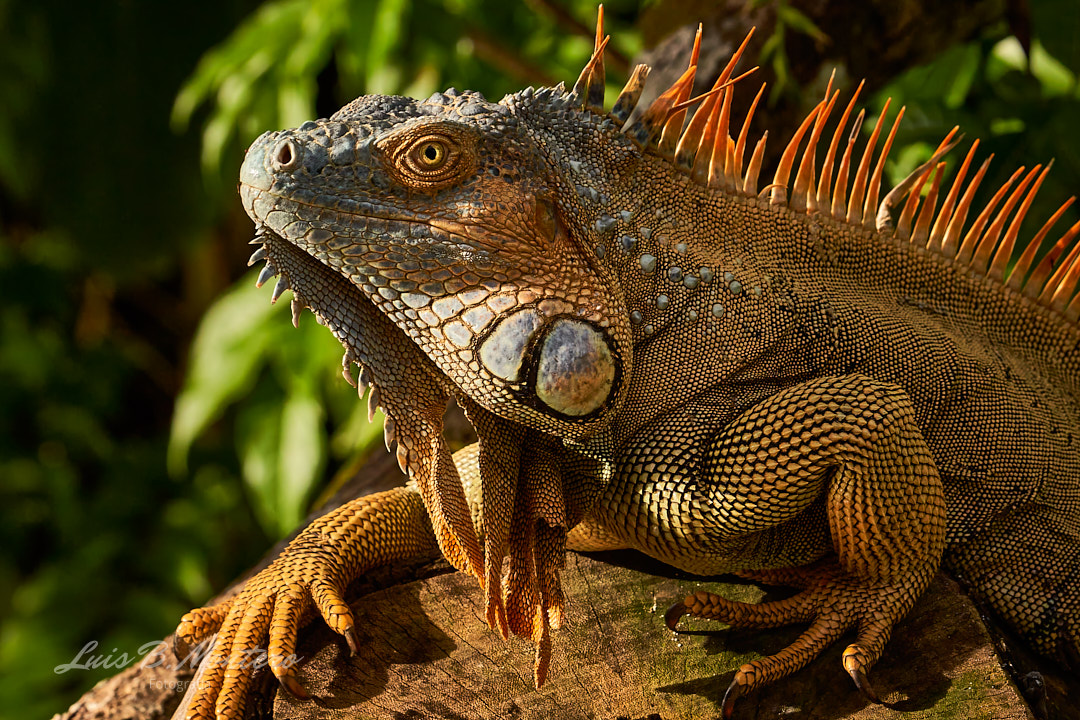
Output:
546 149 838 442
513 102 779 353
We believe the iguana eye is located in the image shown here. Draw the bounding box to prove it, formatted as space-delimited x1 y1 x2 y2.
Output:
402 136 454 177
377 124 477 189
416 140 446 168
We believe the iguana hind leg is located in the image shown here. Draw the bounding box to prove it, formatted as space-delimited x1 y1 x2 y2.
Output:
668 558 922 713
655 375 947 715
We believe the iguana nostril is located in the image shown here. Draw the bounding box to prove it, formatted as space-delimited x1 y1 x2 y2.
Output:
272 138 301 172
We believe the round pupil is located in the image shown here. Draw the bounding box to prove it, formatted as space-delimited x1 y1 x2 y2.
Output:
423 144 440 162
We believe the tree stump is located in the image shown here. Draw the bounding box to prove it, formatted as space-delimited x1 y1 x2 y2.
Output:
253 555 1032 720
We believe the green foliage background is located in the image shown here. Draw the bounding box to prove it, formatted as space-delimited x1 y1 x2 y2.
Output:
0 1 1077 717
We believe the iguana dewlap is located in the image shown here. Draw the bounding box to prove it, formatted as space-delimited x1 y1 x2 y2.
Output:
176 12 1080 719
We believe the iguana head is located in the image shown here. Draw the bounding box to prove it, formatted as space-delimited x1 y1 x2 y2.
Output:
240 88 633 442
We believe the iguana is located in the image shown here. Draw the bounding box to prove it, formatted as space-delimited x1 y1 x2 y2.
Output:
175 10 1080 719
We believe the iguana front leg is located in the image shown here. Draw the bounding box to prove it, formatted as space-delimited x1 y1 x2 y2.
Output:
608 374 947 716
175 484 439 720
175 433 619 720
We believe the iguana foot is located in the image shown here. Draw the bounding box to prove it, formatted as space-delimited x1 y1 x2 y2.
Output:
666 559 928 717
174 485 435 720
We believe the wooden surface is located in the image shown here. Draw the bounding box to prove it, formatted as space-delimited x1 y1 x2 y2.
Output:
262 553 1033 720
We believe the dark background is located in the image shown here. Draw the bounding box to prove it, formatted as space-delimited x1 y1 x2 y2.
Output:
1 1 1077 717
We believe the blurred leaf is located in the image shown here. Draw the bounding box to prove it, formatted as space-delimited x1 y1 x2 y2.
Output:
1030 41 1078 96
0 0 49 200
236 378 325 536
278 77 318 128
943 43 982 108
367 0 409 93
171 267 371 538
758 28 790 103
173 0 330 172
168 271 282 475
277 388 325 518
331 393 385 457
172 0 631 171
1032 0 1080 78
775 4 827 45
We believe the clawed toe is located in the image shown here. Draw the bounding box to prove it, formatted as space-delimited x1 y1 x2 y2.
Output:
344 625 361 655
665 559 928 715
848 664 880 703
843 646 882 703
721 677 746 720
279 673 311 699
664 598 689 631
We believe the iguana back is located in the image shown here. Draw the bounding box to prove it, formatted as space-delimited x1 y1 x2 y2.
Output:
590 154 1080 664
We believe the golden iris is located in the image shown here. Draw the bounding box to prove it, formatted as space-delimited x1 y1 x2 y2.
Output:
415 140 447 169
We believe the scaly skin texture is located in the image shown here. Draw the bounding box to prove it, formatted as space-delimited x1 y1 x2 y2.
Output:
176 17 1080 720
176 486 435 718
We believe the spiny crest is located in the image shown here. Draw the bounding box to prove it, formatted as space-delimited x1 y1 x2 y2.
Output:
567 10 1080 323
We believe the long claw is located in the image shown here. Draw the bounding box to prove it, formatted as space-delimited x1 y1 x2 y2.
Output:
665 598 688 631
722 678 746 719
848 663 881 704
280 673 310 699
344 625 361 656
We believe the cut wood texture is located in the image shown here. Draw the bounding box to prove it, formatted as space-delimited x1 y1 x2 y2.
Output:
261 556 1032 720
58 544 1037 720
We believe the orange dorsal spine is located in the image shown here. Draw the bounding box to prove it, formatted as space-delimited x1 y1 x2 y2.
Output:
553 22 1080 321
